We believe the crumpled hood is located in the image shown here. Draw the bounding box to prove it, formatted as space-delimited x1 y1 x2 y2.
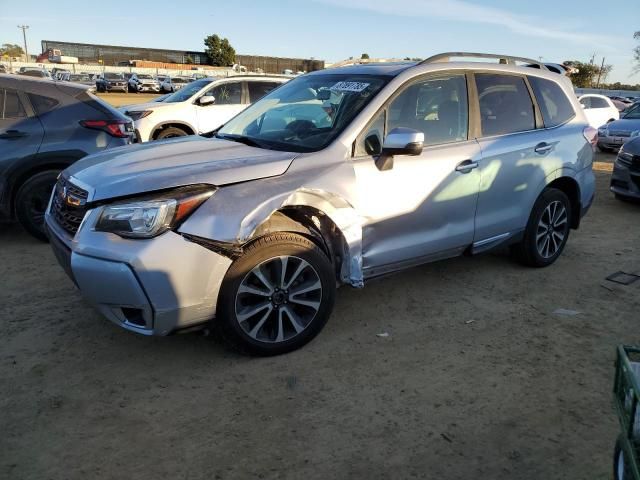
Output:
605 117 640 132
65 136 297 201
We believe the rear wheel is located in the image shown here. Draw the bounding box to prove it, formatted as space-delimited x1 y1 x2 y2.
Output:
512 188 572 267
15 170 59 242
155 127 188 140
216 233 336 356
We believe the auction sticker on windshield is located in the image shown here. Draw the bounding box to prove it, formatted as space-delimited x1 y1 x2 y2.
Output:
330 81 370 92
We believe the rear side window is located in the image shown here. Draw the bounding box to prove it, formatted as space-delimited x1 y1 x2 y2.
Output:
2 90 27 118
28 93 60 115
528 76 575 127
475 74 535 136
590 97 609 108
248 82 280 103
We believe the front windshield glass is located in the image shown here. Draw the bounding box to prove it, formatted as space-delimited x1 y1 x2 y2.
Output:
137 74 153 80
104 73 123 79
164 79 213 103
623 105 640 119
217 73 390 152
70 74 90 82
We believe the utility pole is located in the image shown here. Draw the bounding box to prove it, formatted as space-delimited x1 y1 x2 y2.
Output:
17 25 29 61
596 57 606 89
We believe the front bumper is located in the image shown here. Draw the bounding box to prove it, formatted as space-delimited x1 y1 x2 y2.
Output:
610 157 640 199
45 205 233 336
137 84 161 92
598 134 631 150
107 84 127 92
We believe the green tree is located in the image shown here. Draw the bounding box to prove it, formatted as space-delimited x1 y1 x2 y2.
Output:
563 60 612 88
204 34 236 67
0 43 24 58
360 53 370 59
184 55 194 65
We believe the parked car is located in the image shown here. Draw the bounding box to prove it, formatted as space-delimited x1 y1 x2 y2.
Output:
128 73 161 93
611 99 629 112
18 68 52 79
578 94 620 128
45 53 596 355
0 74 133 240
597 103 640 152
95 72 128 93
610 136 640 202
0 65 6 74
160 76 191 93
526 62 574 76
122 75 287 141
62 73 96 90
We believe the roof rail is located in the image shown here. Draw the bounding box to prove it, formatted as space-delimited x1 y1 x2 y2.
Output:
418 52 548 70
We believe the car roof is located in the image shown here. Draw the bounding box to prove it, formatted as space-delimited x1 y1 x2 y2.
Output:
0 73 88 97
310 62 416 77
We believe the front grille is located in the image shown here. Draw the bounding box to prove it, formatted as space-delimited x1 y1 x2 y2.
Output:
51 178 89 236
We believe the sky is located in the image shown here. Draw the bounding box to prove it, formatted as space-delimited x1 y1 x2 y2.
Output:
1 0 638 83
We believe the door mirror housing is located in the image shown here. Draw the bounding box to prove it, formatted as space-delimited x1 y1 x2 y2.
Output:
375 128 424 171
198 96 216 106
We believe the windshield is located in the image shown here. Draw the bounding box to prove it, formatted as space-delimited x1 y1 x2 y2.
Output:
164 78 214 103
70 74 90 82
137 74 153 80
623 105 640 119
104 73 123 79
217 73 390 152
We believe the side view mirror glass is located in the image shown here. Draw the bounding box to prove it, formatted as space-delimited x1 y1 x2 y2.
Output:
199 96 216 106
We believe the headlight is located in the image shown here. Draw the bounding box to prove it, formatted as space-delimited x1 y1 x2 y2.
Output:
126 110 153 121
95 187 214 238
598 127 608 137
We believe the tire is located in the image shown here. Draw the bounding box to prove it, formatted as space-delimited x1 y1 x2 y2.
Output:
216 233 336 356
614 436 629 480
155 127 188 140
15 170 59 242
512 188 572 267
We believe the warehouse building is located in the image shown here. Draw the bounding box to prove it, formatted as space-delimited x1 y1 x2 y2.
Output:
40 40 324 73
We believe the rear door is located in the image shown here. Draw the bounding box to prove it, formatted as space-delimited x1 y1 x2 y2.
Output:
472 73 562 245
195 80 244 133
0 88 44 164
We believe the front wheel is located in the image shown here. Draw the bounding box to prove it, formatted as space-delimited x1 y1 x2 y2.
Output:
15 170 60 242
216 233 336 356
155 127 188 140
512 188 572 267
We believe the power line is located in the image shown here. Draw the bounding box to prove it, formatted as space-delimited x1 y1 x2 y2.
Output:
17 25 29 61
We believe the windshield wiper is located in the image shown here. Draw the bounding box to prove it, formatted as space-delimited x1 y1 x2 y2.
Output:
215 133 264 148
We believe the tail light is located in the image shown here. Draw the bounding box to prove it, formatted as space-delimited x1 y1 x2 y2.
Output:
583 126 597 149
80 119 132 138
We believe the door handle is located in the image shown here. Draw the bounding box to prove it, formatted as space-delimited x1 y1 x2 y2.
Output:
455 160 479 173
534 142 554 154
0 130 27 139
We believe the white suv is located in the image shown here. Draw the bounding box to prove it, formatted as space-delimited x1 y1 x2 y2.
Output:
123 76 289 141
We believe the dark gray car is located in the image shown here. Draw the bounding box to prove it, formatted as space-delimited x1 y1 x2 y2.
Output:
611 136 640 201
0 74 133 240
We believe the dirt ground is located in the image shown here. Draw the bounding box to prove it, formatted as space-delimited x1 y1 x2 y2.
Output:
96 92 163 107
1 152 639 480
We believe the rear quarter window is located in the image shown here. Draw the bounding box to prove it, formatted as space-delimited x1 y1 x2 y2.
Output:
28 93 60 115
527 76 575 128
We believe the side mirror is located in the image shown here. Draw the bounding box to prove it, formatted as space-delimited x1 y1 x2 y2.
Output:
198 96 215 106
376 127 424 171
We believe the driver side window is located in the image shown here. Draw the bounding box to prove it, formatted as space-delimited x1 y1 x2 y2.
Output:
205 82 242 105
355 74 469 156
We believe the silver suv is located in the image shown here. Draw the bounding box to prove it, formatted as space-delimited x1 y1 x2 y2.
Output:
46 53 596 355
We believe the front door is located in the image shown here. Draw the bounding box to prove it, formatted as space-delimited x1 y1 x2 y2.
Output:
195 81 245 133
352 73 481 276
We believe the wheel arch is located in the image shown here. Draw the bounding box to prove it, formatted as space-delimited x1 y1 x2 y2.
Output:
151 121 196 139
546 175 581 229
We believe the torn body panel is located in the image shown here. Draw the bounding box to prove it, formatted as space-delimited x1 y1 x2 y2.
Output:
179 154 365 287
